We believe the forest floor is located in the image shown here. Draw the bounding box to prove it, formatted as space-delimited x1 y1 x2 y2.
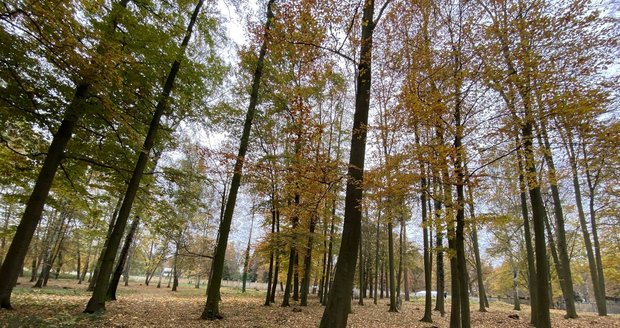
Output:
0 277 618 327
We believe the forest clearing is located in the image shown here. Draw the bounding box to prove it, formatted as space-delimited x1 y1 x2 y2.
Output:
1 277 619 327
1 0 619 327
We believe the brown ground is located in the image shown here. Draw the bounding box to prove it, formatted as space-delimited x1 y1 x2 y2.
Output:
0 277 618 327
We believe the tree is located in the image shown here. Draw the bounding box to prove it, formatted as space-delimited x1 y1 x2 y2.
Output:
201 0 275 319
84 0 206 313
0 0 130 308
319 1 392 327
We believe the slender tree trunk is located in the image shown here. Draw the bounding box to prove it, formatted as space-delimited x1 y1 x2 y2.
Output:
157 267 163 288
123 238 135 287
515 136 539 324
434 194 445 315
374 211 380 306
282 243 296 307
201 0 274 319
107 216 139 301
582 141 607 316
293 252 300 302
79 241 92 284
513 269 521 311
544 208 564 306
388 220 397 312
84 1 203 313
319 1 378 326
453 93 470 328
318 213 328 302
171 246 179 292
448 226 461 328
420 174 432 322
53 251 63 280
535 122 577 318
522 121 551 328
265 195 277 305
270 209 280 303
242 213 255 293
465 182 487 312
396 217 405 309
322 200 336 305
301 217 316 306
358 226 364 306
562 130 603 315
76 242 81 281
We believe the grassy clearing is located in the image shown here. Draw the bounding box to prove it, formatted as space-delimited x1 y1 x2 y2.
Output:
0 278 618 327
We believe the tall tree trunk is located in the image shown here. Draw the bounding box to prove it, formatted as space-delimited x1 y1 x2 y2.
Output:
265 194 277 305
453 88 470 328
107 216 139 301
242 212 255 293
420 173 432 322
562 129 603 315
301 217 316 306
293 252 300 302
270 209 280 303
123 237 136 287
319 1 379 326
387 220 397 312
465 181 487 312
535 120 577 318
522 121 551 328
358 225 364 306
76 241 81 281
582 141 607 316
282 244 296 307
516 134 539 324
396 216 405 309
448 226 461 328
513 269 521 311
543 208 564 306
373 211 380 306
201 0 274 319
79 241 92 284
84 0 203 313
171 245 179 292
322 199 336 305
0 1 130 308
434 192 445 316
318 212 328 303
